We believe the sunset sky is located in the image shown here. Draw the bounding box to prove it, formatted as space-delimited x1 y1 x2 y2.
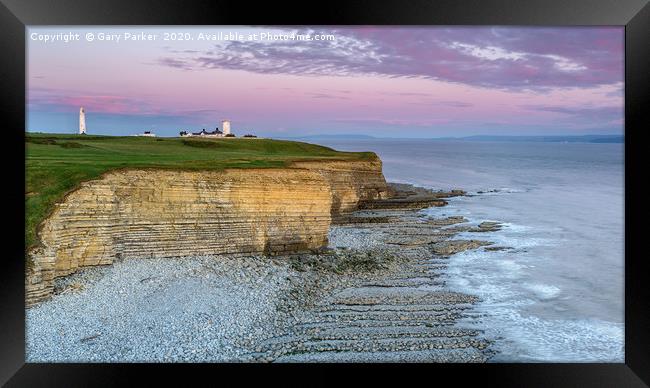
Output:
27 26 624 138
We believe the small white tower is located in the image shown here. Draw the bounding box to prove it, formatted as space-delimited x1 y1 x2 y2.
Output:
79 107 86 134
221 120 231 135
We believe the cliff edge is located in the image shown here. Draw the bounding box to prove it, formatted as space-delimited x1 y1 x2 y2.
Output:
26 159 390 305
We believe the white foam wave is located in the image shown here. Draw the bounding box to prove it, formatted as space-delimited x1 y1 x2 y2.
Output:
525 283 562 300
471 187 529 196
481 310 625 362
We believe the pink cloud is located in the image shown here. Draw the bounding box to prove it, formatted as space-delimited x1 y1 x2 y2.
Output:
156 27 623 90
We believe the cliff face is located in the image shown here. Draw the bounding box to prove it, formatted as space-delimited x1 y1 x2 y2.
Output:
26 159 389 305
291 159 391 216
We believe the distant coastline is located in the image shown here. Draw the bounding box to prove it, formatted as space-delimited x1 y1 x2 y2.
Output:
279 134 624 144
437 134 624 143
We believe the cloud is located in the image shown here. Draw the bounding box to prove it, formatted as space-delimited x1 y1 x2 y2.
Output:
29 91 150 115
376 91 473 107
306 92 350 100
28 89 223 120
449 42 527 61
522 104 622 116
330 117 452 127
156 27 623 90
157 57 194 70
414 100 474 108
521 104 623 125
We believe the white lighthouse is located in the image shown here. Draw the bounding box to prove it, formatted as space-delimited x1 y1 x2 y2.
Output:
79 107 86 134
221 120 231 135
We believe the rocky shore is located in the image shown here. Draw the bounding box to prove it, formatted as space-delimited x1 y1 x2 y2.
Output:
26 183 504 362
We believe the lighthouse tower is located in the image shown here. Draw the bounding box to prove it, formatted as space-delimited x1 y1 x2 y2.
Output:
79 107 87 134
221 120 231 135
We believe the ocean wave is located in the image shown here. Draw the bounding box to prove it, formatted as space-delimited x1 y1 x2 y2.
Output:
482 310 625 362
447 237 623 362
471 187 529 196
525 283 562 300
449 261 623 362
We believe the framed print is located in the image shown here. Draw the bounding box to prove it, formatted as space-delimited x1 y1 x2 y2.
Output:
1 0 648 386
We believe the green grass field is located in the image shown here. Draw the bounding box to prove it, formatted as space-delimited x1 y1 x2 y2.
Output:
26 133 376 252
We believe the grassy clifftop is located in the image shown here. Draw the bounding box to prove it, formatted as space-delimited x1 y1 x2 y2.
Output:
26 133 376 250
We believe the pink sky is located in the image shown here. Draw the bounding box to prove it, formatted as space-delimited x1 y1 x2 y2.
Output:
27 26 624 137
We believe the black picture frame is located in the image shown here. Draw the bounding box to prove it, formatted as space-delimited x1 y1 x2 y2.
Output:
1 0 648 386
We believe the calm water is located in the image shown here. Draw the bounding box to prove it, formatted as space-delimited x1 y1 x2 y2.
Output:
316 139 624 362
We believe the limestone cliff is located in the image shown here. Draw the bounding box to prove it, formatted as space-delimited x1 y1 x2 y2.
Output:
290 159 391 216
26 159 389 305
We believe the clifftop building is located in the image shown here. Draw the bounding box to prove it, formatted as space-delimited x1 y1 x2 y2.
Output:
180 120 236 138
180 128 224 137
79 107 86 134
222 120 231 135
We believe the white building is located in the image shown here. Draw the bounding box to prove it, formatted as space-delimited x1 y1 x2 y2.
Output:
79 107 86 134
221 120 231 135
180 120 236 137
180 128 224 137
136 131 156 137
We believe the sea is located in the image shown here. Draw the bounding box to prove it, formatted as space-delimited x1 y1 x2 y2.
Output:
314 138 624 362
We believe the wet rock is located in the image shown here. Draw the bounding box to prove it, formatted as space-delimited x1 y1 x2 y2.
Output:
484 246 512 252
385 237 444 247
359 183 459 210
425 216 468 227
469 221 502 233
430 240 492 256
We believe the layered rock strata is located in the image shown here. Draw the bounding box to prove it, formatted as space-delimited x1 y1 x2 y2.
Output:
291 159 391 216
26 160 390 305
